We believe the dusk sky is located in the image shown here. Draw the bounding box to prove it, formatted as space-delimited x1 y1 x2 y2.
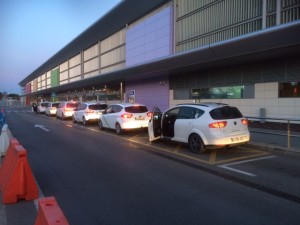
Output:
0 0 121 94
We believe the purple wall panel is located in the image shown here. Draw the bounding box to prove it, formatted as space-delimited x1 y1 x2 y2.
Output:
126 5 173 67
125 77 169 112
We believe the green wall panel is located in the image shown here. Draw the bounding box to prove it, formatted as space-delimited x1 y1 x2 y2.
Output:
51 68 60 87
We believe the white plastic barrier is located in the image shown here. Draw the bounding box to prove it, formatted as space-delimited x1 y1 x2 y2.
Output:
0 124 10 156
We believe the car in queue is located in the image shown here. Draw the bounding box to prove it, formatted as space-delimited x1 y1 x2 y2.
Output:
56 101 78 120
73 102 108 125
37 102 50 114
98 103 151 134
45 102 61 116
148 102 250 153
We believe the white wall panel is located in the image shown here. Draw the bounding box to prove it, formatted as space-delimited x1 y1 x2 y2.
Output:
69 54 81 67
84 57 99 73
60 70 68 81
101 29 125 53
84 43 99 61
47 78 51 87
101 46 125 68
101 63 125 74
60 80 68 85
69 65 81 78
60 61 69 72
84 71 98 79
70 76 81 82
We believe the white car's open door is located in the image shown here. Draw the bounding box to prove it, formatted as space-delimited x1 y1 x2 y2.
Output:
148 107 162 142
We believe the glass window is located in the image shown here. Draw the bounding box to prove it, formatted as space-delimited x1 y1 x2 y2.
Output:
89 104 108 110
178 107 194 119
52 103 60 108
191 85 251 99
279 82 300 97
164 108 180 119
78 103 86 110
177 107 204 119
106 106 114 113
112 105 122 113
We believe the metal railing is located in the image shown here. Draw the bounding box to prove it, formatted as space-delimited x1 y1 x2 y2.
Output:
246 117 300 149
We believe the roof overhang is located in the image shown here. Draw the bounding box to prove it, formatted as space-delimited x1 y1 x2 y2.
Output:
25 20 300 96
19 0 170 87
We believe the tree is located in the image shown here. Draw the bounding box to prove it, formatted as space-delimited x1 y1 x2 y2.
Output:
7 93 20 100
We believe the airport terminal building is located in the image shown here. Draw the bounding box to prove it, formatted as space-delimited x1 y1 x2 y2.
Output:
19 0 300 120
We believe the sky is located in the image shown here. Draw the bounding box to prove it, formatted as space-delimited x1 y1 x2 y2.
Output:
0 0 122 94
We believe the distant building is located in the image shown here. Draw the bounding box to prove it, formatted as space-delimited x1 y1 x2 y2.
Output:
19 0 300 120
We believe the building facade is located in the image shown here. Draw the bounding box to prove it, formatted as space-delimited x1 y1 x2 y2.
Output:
19 0 300 120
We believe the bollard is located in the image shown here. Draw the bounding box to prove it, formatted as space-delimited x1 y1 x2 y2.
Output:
0 124 10 156
34 197 70 225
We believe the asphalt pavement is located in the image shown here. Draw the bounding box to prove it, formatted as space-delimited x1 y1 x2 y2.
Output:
0 106 299 224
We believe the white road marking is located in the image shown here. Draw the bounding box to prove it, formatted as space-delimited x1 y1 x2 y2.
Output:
34 124 50 132
219 156 277 177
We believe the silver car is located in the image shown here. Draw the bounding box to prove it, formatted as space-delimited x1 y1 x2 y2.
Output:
98 103 151 134
56 101 78 120
73 102 107 125
45 102 60 116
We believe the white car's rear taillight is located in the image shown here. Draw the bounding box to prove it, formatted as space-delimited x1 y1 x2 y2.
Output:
121 113 133 119
209 121 227 128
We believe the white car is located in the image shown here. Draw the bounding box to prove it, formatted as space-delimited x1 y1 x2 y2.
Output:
37 102 50 114
73 102 108 125
45 102 60 116
98 103 151 134
148 103 250 153
56 101 78 120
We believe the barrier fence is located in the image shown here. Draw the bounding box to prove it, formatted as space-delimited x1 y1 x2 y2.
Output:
246 116 300 149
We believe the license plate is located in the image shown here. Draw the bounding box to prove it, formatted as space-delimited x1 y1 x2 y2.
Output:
231 136 247 142
135 116 145 120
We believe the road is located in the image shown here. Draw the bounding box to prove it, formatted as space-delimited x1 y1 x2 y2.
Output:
2 107 300 225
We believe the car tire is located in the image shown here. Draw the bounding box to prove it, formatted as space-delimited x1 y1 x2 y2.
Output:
115 123 123 135
83 117 88 126
98 120 104 130
188 134 205 153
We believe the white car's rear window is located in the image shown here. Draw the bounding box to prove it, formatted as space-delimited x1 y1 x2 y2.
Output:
209 106 243 120
125 106 148 113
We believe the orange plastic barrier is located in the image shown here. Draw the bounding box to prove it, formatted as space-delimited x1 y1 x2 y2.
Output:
0 138 20 185
0 140 39 204
34 197 70 225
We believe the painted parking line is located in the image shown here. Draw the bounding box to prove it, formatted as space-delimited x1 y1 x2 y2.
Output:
79 126 273 166
218 155 277 177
